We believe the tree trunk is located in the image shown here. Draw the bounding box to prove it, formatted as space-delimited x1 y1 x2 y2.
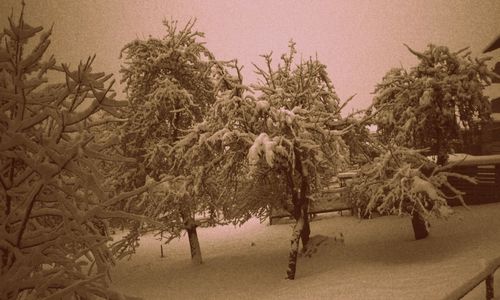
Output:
286 150 311 279
436 153 448 166
411 210 429 240
298 163 310 251
435 128 448 166
300 205 310 251
186 224 203 265
181 212 203 265
286 216 304 280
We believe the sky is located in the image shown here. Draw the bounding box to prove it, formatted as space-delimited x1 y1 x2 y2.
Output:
1 0 499 112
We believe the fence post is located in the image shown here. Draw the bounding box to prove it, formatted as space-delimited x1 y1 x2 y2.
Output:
496 165 500 202
486 274 494 300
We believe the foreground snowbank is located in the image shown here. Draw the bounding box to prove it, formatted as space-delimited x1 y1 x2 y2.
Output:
111 203 500 299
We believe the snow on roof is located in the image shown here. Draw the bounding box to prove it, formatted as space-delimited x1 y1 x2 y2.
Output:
447 153 500 166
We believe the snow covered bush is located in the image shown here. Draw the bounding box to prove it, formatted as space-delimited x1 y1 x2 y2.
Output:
118 20 220 264
372 44 496 165
0 7 150 299
349 146 475 239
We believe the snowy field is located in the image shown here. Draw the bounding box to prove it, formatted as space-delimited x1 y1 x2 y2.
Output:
111 203 500 300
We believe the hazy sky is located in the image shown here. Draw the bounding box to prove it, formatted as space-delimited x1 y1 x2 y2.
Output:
1 0 499 112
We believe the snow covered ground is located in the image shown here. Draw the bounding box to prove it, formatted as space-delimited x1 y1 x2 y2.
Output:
111 203 500 300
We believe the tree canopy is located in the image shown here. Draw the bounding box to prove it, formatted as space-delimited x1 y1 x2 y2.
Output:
118 20 225 264
173 42 371 279
373 44 495 164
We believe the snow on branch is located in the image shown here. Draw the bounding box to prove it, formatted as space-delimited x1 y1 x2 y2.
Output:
349 146 475 220
0 9 151 299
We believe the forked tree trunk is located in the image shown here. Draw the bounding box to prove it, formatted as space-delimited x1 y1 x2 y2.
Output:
186 224 203 265
287 216 304 280
411 210 429 240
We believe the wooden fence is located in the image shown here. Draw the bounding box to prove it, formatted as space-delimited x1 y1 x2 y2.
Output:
444 256 500 300
443 155 500 299
268 155 500 224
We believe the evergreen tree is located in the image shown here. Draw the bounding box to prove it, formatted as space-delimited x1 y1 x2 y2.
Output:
0 6 150 299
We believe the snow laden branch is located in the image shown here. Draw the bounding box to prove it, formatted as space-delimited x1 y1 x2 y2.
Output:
349 146 476 239
169 59 261 224
0 9 155 299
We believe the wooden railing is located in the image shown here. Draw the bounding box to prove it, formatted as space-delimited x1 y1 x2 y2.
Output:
444 256 500 300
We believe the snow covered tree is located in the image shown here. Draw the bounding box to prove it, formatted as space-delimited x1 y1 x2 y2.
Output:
0 6 154 299
174 42 367 279
367 44 497 239
349 146 475 239
250 45 353 279
342 119 381 166
373 44 496 165
118 20 219 264
170 59 267 225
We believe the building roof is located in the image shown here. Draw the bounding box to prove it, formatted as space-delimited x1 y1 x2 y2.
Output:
448 153 500 166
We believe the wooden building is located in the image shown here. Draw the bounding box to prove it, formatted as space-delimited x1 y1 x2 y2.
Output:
481 35 500 155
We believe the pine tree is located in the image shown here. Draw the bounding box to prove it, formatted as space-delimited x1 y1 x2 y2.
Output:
0 6 152 299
